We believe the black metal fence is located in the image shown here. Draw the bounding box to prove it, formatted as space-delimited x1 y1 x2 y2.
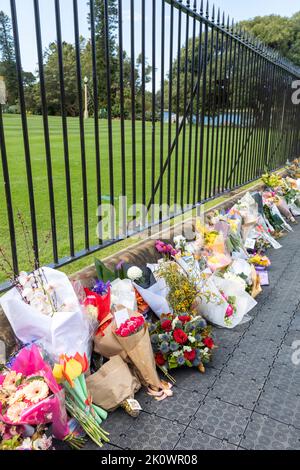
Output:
0 0 300 291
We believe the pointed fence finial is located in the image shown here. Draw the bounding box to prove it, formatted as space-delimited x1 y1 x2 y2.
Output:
193 0 197 12
212 4 215 22
217 8 220 25
206 0 209 19
200 0 204 15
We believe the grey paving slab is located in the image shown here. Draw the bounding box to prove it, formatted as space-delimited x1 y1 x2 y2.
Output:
240 412 300 450
235 336 279 355
222 355 272 384
290 315 300 331
208 371 263 410
209 345 234 370
189 397 252 445
174 427 237 450
173 366 220 394
255 383 300 429
136 389 205 426
117 413 186 450
266 363 300 396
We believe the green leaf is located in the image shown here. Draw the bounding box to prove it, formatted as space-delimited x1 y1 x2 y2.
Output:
94 258 115 282
27 375 44 382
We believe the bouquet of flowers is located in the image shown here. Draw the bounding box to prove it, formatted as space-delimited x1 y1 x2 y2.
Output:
156 262 198 315
155 240 178 259
0 345 71 443
149 314 214 373
0 268 92 360
53 352 109 448
113 313 162 390
0 423 52 451
115 316 145 337
84 280 111 323
262 172 282 189
249 254 271 268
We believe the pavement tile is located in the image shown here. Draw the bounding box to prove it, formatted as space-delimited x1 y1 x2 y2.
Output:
173 366 220 394
118 413 186 450
266 362 300 396
240 413 300 450
208 371 263 410
255 383 300 429
137 389 205 425
175 427 237 450
189 397 252 445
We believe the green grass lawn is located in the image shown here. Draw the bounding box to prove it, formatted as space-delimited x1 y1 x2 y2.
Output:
0 113 260 283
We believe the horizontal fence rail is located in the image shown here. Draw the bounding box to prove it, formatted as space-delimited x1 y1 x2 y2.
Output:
0 0 300 291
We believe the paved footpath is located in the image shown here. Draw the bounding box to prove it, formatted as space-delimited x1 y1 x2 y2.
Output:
57 223 300 451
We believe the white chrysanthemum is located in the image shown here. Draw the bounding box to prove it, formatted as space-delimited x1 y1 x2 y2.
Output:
183 346 192 352
127 266 143 281
22 380 49 404
188 336 196 344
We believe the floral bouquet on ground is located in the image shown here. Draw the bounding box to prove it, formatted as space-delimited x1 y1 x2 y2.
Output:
0 345 75 447
84 279 111 324
53 352 109 448
115 316 145 337
0 267 92 360
150 314 214 375
113 313 162 390
0 423 53 451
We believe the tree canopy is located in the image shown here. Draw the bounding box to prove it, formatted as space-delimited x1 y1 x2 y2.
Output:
239 12 300 67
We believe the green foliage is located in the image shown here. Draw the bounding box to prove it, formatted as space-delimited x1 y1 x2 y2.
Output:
240 12 300 67
94 258 115 282
0 10 18 105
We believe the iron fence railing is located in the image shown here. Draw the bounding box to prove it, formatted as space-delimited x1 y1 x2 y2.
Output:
0 0 300 292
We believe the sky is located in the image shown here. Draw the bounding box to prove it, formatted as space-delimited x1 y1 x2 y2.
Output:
1 0 299 88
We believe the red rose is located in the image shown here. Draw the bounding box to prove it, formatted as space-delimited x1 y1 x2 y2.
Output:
203 337 214 349
161 320 172 332
184 349 196 362
179 315 191 325
173 329 188 345
155 353 166 366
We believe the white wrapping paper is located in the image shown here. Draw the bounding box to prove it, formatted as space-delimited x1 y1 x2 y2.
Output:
0 268 91 359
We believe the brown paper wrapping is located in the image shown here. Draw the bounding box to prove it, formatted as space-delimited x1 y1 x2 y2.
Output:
250 265 262 299
114 324 161 389
94 319 124 358
86 356 141 411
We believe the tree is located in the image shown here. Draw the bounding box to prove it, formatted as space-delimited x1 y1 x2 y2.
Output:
240 12 300 67
0 10 17 105
88 0 119 109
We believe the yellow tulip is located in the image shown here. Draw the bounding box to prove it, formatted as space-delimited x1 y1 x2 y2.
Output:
53 364 64 384
63 359 83 387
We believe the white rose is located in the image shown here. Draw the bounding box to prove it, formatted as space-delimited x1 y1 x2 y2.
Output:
183 346 192 352
127 266 143 281
173 235 186 250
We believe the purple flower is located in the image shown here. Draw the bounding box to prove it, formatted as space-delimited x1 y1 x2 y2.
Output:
93 280 110 296
155 240 178 257
116 260 125 271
